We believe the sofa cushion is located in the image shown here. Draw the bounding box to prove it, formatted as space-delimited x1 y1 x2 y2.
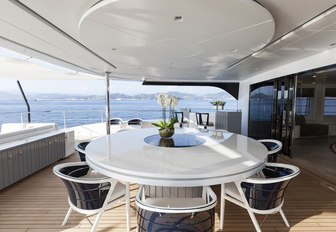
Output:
0 123 57 145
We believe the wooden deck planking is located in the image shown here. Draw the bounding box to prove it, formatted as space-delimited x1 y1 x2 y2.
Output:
0 154 335 232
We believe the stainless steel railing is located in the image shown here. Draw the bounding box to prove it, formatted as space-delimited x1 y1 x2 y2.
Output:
1 109 165 128
0 107 240 129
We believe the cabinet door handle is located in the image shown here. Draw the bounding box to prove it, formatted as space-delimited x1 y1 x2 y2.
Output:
8 154 13 159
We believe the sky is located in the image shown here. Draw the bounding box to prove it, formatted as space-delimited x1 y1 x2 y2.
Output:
0 78 222 96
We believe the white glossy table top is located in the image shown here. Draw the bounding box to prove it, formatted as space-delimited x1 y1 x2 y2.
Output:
86 128 268 186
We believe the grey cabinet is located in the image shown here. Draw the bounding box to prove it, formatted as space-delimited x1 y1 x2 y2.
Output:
0 133 65 190
0 149 14 188
215 112 242 134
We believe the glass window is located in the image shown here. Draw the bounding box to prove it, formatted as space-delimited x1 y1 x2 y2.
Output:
324 97 336 115
296 97 311 115
324 88 336 116
296 88 314 116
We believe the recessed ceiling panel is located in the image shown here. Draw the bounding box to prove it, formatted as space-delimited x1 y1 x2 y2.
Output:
1 0 336 82
78 0 275 81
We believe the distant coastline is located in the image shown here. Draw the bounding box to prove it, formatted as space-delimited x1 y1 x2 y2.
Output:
0 98 239 128
0 91 235 101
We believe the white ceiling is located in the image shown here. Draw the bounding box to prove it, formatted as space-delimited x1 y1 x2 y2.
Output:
0 55 97 80
0 0 336 82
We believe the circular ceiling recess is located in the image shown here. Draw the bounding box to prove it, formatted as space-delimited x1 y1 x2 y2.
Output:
146 39 201 58
78 0 275 80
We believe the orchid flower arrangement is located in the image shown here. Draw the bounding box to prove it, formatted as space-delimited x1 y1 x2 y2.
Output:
152 93 179 130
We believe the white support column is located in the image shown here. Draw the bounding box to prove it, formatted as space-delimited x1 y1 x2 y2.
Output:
105 72 111 135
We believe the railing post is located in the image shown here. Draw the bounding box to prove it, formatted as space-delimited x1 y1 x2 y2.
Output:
105 72 111 135
20 113 24 123
63 111 67 128
17 81 31 123
100 111 104 123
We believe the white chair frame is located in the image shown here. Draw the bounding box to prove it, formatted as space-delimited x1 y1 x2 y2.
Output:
258 139 283 155
74 140 92 161
110 117 123 128
127 118 143 125
220 162 300 232
53 162 131 232
136 185 217 214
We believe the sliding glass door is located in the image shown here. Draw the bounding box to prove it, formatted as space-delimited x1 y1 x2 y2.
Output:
272 76 296 156
248 81 274 139
249 75 296 156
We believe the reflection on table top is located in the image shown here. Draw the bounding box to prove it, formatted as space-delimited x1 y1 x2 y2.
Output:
86 128 268 186
144 133 206 147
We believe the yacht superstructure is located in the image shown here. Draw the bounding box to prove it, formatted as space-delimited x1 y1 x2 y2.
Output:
1 1 336 231
1 0 336 134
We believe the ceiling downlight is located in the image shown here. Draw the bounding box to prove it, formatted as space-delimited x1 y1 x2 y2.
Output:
174 16 183 22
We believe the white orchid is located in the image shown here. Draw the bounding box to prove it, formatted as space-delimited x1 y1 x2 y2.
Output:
157 93 170 108
155 93 179 125
170 96 179 109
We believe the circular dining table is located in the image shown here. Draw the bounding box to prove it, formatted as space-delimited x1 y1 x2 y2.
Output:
85 128 268 187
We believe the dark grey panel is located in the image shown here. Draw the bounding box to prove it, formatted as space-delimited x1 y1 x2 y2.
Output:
215 112 242 134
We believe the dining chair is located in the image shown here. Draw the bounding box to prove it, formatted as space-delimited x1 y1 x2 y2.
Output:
195 112 214 129
258 139 283 162
110 117 123 126
220 162 300 232
174 111 184 127
53 162 131 232
195 112 209 127
75 140 91 161
127 118 143 126
136 185 217 231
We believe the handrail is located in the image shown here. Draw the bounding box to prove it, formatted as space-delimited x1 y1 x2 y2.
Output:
0 109 164 129
0 108 241 129
16 81 31 123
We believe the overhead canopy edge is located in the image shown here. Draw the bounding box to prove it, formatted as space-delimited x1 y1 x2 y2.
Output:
142 81 240 100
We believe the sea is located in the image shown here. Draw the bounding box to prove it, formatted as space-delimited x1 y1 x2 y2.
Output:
0 99 239 129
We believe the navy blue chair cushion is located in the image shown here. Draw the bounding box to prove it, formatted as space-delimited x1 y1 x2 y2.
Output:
128 118 142 125
59 165 110 210
77 142 90 161
241 166 294 210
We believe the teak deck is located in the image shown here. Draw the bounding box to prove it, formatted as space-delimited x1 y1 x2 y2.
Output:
0 154 335 232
